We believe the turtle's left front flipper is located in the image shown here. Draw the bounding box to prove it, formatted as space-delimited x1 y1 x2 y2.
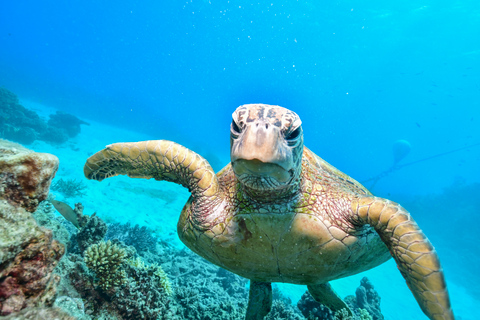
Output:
351 197 454 320
84 140 220 200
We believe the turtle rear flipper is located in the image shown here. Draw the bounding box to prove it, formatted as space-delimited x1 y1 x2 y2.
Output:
307 282 353 316
352 196 454 320
245 281 272 320
84 140 220 199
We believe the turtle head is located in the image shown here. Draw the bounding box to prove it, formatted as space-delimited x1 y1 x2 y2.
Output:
230 104 304 192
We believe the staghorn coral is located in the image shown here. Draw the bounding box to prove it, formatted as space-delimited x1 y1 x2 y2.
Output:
84 240 127 292
51 178 87 198
60 203 108 253
106 222 157 254
75 212 108 252
0 139 59 212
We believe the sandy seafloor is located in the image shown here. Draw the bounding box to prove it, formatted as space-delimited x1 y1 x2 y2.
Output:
23 100 477 320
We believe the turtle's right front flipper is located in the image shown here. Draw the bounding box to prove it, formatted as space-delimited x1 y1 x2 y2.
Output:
84 140 220 200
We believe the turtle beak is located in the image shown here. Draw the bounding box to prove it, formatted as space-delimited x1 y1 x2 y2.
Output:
232 159 292 184
231 120 293 180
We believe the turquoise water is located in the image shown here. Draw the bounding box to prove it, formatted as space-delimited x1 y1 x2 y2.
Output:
1 1 479 319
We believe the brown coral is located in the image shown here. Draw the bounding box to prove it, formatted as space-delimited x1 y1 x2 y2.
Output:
0 141 64 315
0 200 65 315
0 139 59 212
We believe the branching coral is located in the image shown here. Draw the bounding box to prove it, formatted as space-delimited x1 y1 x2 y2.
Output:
106 222 157 254
112 260 175 319
75 212 107 252
84 240 127 292
51 178 87 198
127 257 173 296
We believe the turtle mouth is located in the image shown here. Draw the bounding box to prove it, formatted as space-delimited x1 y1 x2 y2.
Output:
233 159 292 190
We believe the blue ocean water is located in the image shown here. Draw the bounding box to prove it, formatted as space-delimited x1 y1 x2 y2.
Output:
1 1 479 319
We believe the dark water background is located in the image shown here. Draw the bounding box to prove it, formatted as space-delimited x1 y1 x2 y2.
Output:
1 1 480 317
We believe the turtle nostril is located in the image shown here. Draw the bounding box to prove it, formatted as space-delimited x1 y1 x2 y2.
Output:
265 123 269 129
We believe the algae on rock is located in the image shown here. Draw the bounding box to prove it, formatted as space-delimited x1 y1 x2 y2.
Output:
0 140 64 315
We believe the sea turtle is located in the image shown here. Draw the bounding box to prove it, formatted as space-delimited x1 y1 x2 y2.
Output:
84 104 454 320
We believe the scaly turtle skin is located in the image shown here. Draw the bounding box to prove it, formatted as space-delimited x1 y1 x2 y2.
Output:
84 104 454 320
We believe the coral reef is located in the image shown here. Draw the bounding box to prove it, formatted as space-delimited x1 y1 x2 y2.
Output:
297 290 335 319
127 257 173 295
0 142 64 315
106 222 157 254
55 202 108 253
54 247 175 319
0 87 88 145
112 263 174 319
51 178 87 198
0 139 59 212
1 306 75 319
47 111 90 138
346 277 382 320
53 253 101 317
165 249 248 320
51 201 86 229
84 240 127 292
33 200 72 247
297 278 380 320
266 299 303 320
74 212 108 252
0 88 47 145
52 223 348 320
53 296 88 319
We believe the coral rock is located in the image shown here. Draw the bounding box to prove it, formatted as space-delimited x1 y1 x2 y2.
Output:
0 141 64 315
0 200 65 315
0 139 59 212
353 277 383 320
2 306 75 319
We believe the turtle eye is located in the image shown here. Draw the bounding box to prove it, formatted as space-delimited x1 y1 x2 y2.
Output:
231 120 241 135
286 127 301 140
